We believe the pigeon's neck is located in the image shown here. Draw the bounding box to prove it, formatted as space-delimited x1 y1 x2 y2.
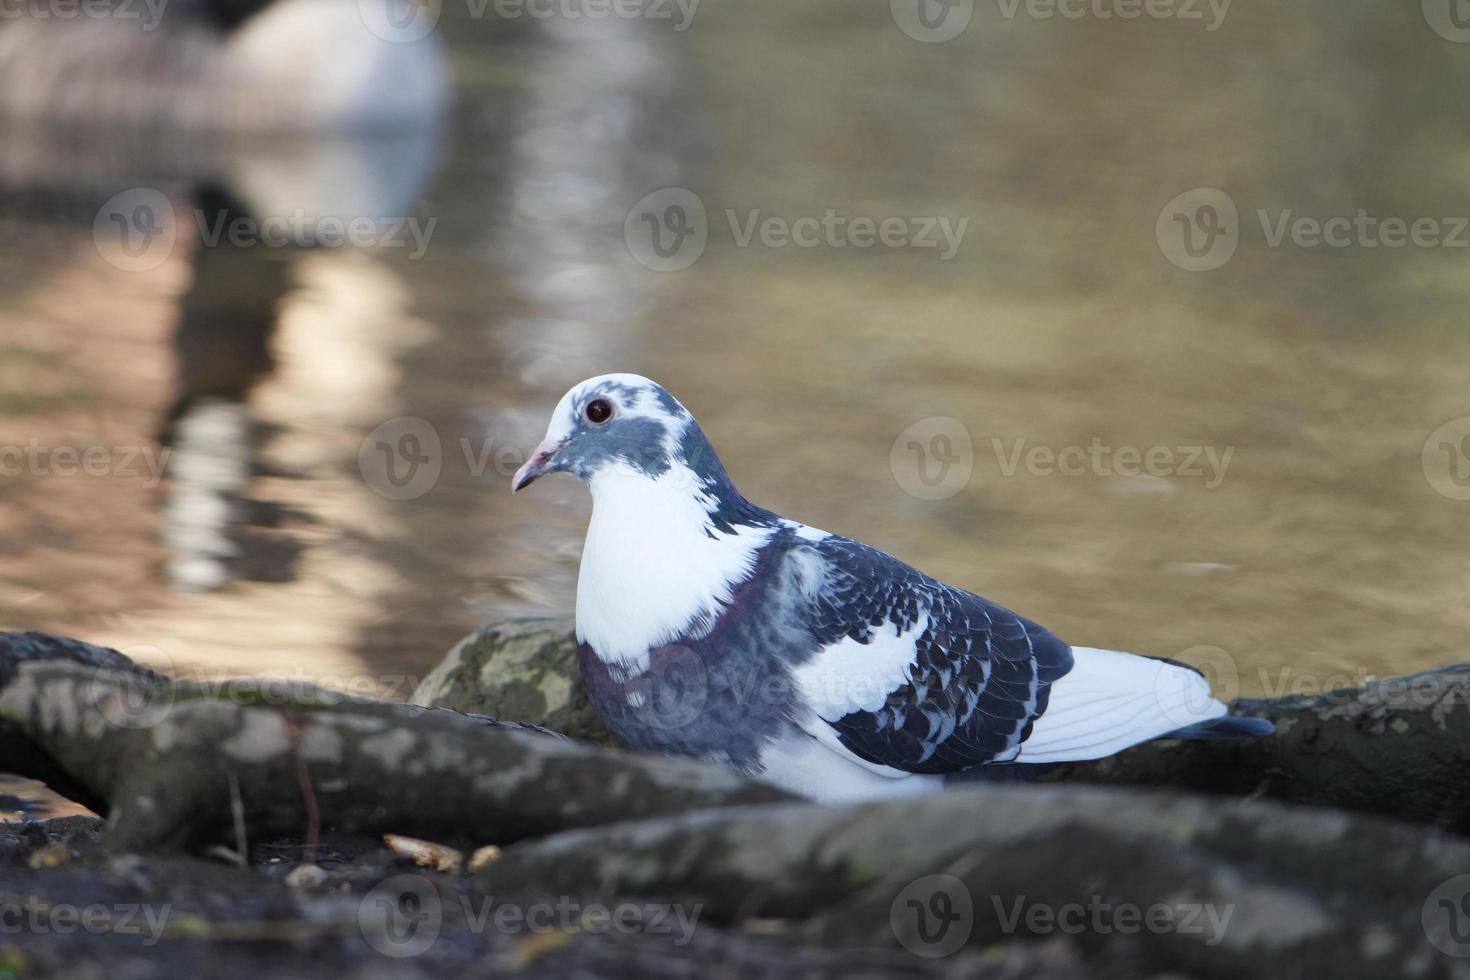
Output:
678 419 785 530
576 447 776 669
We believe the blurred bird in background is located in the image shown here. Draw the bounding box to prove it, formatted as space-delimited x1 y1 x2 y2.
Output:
0 0 449 590
0 0 447 131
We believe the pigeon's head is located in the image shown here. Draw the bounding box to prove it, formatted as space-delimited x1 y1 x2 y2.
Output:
512 373 710 494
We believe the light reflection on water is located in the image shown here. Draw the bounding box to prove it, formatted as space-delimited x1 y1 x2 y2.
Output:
0 1 1467 730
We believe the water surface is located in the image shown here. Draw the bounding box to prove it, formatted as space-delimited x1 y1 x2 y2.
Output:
0 2 1466 751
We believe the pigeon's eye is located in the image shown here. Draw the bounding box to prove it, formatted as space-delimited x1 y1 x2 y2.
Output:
585 398 613 424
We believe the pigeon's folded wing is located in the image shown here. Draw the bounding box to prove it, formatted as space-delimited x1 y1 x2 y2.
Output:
787 536 1074 774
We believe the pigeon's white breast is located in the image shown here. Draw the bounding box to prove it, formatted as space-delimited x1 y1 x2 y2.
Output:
576 462 774 670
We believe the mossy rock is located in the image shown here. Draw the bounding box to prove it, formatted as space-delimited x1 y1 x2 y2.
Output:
412 619 617 746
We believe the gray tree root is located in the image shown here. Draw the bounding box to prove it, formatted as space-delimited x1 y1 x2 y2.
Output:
0 632 168 814
0 817 1079 980
414 621 1470 832
0 641 788 853
6 632 1470 978
1039 664 1470 833
482 785 1470 979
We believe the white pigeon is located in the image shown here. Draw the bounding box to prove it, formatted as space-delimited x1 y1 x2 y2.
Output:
513 373 1271 802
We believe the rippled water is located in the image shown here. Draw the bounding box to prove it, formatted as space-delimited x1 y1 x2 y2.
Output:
0 0 1467 748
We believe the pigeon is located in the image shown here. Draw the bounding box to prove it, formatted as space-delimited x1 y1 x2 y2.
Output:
512 373 1272 801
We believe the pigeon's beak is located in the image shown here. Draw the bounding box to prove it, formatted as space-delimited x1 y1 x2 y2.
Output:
512 437 568 493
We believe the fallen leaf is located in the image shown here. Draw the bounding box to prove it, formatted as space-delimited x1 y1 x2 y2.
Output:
383 833 463 872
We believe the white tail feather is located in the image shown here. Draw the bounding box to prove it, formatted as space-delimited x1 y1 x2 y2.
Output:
1015 647 1226 764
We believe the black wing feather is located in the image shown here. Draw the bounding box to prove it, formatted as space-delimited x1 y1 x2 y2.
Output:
800 536 1073 774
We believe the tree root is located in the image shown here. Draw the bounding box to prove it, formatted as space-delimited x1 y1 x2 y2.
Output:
0 635 788 853
6 631 1470 977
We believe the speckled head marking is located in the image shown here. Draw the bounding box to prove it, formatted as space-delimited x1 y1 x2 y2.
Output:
516 373 783 666
513 374 682 486
513 373 771 531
